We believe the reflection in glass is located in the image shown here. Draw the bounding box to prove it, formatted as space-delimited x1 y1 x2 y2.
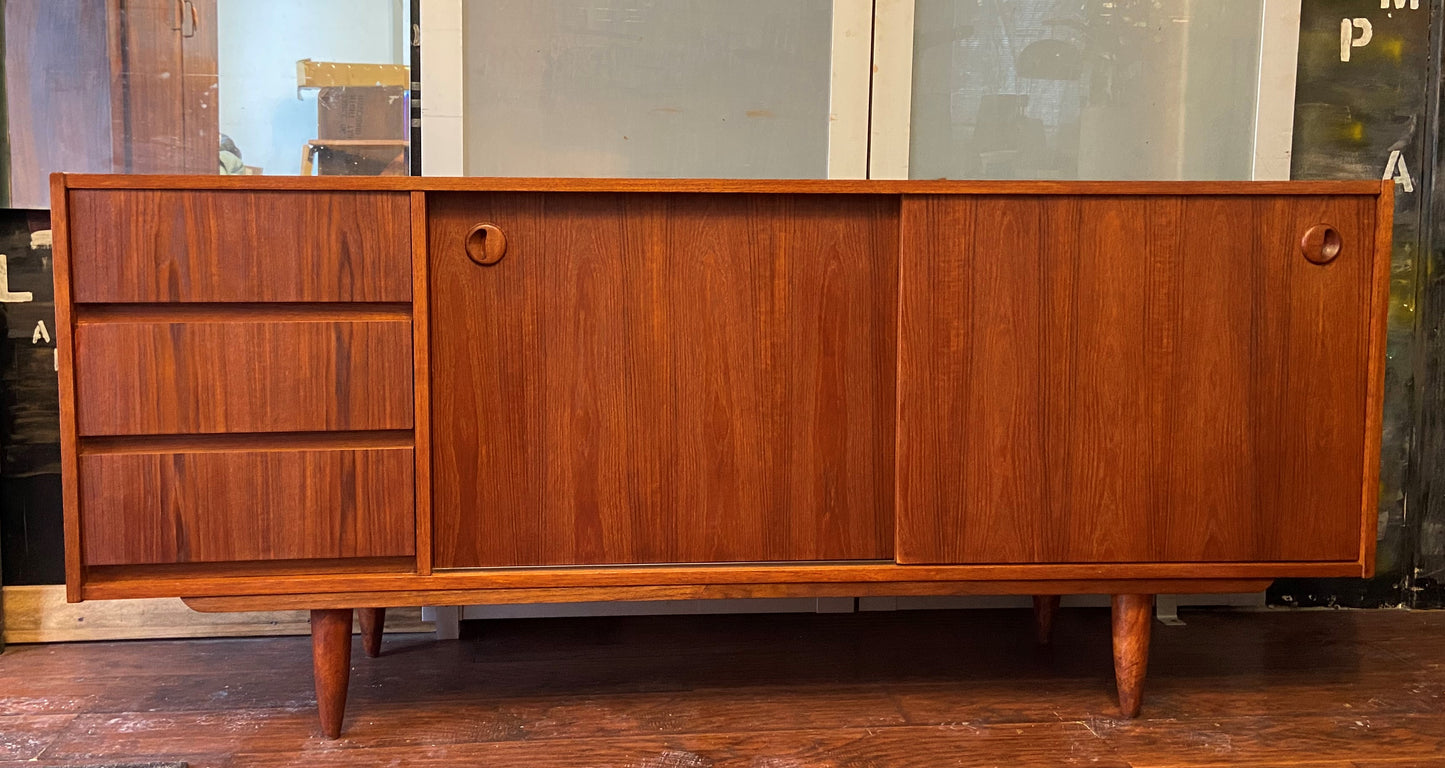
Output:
217 0 410 176
909 0 1264 180
1 0 411 208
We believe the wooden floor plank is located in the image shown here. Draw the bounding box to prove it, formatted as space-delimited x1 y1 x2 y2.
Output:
219 724 1126 768
36 690 912 758
1093 714 1445 768
1 607 1443 767
0 714 76 761
896 670 1445 725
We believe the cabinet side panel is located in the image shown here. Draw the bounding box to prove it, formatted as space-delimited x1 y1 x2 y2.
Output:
1362 184 1394 576
51 175 85 600
412 191 433 575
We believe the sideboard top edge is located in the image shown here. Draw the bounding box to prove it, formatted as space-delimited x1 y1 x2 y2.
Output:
54 173 1387 196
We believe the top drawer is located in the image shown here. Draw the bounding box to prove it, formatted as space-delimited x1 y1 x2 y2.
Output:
67 189 412 303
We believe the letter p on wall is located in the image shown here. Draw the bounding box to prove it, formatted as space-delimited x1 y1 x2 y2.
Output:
1341 18 1374 62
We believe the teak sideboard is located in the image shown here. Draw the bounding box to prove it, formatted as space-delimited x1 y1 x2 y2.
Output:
50 174 1393 737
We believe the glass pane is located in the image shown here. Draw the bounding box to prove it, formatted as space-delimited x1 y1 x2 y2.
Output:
461 0 833 178
908 0 1264 180
1 0 411 208
218 0 411 176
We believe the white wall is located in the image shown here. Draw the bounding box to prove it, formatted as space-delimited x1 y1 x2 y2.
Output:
216 0 406 175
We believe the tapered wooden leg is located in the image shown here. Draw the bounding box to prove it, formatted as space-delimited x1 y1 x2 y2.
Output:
1032 595 1061 645
1111 594 1154 718
310 608 353 739
358 608 385 658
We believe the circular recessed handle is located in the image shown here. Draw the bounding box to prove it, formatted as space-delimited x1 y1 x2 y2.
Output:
465 223 507 266
1300 224 1342 265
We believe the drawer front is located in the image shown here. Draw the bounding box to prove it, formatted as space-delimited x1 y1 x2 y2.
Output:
79 447 415 565
75 319 413 435
68 189 411 302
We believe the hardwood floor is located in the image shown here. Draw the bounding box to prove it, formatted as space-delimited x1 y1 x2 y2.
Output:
1 607 1442 767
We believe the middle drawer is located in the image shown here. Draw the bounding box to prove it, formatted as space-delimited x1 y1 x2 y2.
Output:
74 316 413 435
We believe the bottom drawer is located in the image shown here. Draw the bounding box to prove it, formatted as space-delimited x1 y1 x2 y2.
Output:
79 447 415 566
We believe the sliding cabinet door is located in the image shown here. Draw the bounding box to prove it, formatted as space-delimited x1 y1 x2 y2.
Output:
897 193 1381 565
430 192 898 567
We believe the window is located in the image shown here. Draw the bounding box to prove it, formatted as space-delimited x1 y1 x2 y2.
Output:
427 0 1301 181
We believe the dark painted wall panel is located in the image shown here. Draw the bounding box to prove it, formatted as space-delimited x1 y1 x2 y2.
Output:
1412 1 1445 609
1274 0 1432 608
0 210 61 585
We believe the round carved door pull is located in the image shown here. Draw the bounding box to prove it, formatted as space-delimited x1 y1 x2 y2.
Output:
1300 224 1342 265
465 223 507 266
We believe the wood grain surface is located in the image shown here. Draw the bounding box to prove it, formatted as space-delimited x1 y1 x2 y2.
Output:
430 192 898 567
48 176 1389 601
78 447 415 565
56 171 1387 195
358 608 385 658
67 189 411 302
51 175 85 601
410 191 434 575
897 194 1378 564
1032 594 1061 645
1112 593 1155 717
82 558 1352 602
1362 184 1396 577
5 607 1442 767
0 585 431 644
181 579 1273 613
74 319 413 434
309 608 352 739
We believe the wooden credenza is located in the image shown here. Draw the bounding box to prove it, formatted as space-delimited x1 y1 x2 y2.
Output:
51 174 1393 737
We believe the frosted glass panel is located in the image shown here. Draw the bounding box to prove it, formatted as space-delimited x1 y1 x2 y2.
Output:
909 0 1264 180
462 0 832 178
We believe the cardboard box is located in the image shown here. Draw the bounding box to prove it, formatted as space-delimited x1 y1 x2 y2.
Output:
297 59 410 89
316 86 408 141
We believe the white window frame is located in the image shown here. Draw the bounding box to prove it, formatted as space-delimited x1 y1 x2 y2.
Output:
419 0 466 176
1253 0 1304 181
